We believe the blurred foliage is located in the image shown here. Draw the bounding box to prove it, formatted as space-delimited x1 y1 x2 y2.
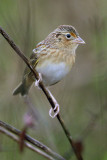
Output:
0 0 107 160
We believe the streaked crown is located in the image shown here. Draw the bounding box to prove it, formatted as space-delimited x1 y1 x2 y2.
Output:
54 25 79 36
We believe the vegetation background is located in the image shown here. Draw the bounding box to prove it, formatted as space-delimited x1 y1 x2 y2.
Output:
0 0 107 160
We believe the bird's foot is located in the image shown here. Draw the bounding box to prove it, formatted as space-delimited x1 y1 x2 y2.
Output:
35 73 42 89
49 103 60 118
47 89 60 118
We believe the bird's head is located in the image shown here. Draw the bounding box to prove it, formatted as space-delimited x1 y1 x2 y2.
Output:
45 25 85 52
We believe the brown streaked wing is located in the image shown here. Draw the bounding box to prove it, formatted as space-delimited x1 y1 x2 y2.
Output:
23 43 48 78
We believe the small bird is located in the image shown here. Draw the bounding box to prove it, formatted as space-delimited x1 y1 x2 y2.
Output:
13 25 85 117
13 25 85 96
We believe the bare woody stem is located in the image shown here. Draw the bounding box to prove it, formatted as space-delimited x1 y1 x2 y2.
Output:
0 120 65 160
0 26 83 160
0 127 55 160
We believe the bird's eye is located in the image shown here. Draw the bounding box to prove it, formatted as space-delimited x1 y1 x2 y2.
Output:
66 33 71 39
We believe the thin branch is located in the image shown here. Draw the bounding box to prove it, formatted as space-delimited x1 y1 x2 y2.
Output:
0 126 55 160
0 120 65 160
0 26 83 160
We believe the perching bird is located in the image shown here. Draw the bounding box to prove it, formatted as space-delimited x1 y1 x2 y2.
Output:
13 25 85 118
13 25 85 97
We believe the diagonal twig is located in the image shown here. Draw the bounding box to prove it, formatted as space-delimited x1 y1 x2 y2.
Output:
0 126 55 160
0 120 65 160
0 26 83 160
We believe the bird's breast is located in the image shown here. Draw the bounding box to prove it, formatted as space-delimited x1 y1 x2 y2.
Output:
36 50 75 86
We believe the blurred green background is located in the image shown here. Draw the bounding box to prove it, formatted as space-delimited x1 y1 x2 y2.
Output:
0 0 107 160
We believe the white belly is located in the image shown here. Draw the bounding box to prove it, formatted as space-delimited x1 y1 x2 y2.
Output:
36 61 71 86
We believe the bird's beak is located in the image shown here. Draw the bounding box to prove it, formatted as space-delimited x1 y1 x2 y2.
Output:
73 36 85 44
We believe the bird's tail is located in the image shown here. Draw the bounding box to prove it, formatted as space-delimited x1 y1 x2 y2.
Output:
13 78 33 96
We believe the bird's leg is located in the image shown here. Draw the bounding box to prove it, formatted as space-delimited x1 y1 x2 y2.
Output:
35 73 42 89
47 89 60 118
35 74 60 118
